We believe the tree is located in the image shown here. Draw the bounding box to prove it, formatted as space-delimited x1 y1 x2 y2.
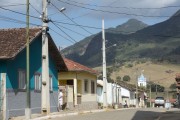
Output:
98 74 103 80
116 76 121 83
150 84 164 92
169 83 176 91
123 75 131 82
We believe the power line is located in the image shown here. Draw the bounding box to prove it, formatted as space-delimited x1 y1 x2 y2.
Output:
51 21 77 43
0 4 25 7
56 0 176 18
29 3 41 15
52 20 101 29
0 15 41 26
51 2 93 34
52 20 180 39
0 6 41 20
63 0 180 10
0 14 76 44
58 0 125 21
55 23 87 37
49 27 75 44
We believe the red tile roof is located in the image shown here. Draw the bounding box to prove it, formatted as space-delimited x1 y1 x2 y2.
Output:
63 58 98 75
0 27 41 59
0 27 67 71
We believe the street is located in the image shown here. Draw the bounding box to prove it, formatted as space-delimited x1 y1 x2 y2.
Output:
159 109 180 120
48 108 166 120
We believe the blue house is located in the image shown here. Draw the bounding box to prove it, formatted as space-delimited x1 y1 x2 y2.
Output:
0 27 67 119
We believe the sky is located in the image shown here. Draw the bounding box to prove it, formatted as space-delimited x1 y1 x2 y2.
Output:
0 0 180 49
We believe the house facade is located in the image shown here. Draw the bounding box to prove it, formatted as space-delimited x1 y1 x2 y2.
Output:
0 28 67 119
97 80 136 108
58 58 98 111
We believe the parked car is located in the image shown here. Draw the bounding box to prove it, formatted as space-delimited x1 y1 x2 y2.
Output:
155 97 165 107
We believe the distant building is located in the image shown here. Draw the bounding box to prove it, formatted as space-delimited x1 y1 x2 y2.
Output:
138 74 147 88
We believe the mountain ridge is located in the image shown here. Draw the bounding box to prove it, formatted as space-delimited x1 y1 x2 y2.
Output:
62 10 180 67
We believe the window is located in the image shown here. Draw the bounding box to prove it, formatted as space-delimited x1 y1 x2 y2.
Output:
18 70 26 89
91 81 95 94
49 76 53 91
34 73 41 91
84 80 88 93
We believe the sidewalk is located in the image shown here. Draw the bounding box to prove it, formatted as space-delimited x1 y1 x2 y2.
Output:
10 108 135 120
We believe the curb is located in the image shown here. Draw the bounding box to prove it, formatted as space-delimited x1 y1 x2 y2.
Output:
30 109 106 120
29 108 137 120
30 112 79 120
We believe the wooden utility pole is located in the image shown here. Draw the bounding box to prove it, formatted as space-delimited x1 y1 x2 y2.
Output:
25 0 31 119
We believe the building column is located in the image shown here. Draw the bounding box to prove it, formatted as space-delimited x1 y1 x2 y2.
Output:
1 73 6 120
73 78 77 106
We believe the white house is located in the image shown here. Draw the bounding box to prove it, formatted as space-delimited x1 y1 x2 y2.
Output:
97 80 136 108
138 74 147 88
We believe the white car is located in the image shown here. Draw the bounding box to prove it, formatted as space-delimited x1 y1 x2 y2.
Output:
155 97 165 107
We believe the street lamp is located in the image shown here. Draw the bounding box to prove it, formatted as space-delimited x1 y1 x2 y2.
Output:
60 7 66 12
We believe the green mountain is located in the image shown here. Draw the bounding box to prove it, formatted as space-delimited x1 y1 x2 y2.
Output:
62 10 180 67
107 19 148 34
62 19 148 57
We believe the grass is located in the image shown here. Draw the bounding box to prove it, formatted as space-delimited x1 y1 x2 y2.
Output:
108 61 180 88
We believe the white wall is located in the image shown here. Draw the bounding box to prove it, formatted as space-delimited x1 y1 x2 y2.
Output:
121 87 130 98
99 82 134 106
97 87 103 103
107 83 113 105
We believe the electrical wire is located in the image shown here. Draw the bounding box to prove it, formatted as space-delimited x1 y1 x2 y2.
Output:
55 24 87 37
56 0 177 18
0 15 41 26
0 4 25 7
49 27 75 44
51 2 93 34
0 14 76 45
51 21 77 43
55 0 126 21
29 3 41 15
63 0 180 10
52 20 180 39
0 6 41 20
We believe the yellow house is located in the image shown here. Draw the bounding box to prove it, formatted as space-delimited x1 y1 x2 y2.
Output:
58 58 98 110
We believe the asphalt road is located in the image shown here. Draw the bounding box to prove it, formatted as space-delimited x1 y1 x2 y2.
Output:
159 109 180 120
48 108 166 120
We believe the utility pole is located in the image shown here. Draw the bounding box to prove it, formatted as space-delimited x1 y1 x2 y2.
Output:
156 84 157 96
41 0 50 115
115 59 117 105
149 83 152 107
102 19 107 108
136 75 138 108
25 0 31 119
